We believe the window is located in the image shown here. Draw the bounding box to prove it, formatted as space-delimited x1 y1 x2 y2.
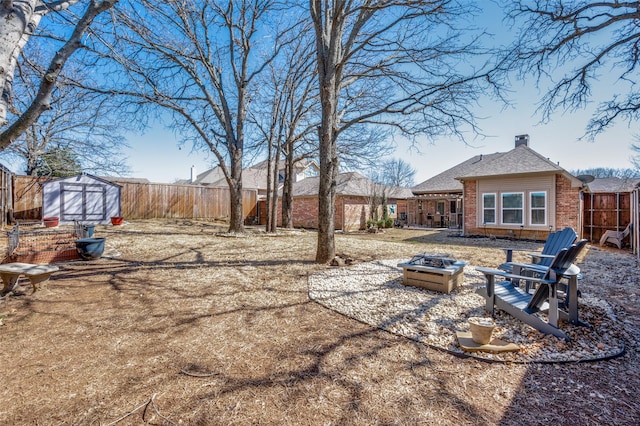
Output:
502 193 523 224
436 201 445 215
530 191 547 225
482 193 496 224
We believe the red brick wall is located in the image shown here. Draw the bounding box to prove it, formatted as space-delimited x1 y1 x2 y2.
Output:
463 180 477 234
555 174 581 232
291 197 319 229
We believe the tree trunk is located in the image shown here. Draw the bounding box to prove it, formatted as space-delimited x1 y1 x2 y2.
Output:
281 147 294 228
316 89 339 263
269 144 281 233
228 148 245 233
265 139 273 232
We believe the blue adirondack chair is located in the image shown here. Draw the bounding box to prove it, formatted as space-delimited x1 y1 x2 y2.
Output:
476 239 589 341
499 227 577 273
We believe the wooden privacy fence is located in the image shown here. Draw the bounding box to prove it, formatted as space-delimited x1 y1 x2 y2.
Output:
583 192 632 242
12 175 257 221
0 164 12 226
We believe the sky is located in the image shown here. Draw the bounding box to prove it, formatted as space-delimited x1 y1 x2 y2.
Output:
119 2 637 186
122 97 636 185
2 2 636 185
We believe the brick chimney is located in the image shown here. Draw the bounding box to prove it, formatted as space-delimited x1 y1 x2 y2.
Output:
515 134 529 148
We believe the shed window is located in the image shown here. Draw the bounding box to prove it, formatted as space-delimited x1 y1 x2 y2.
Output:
502 193 523 224
530 191 547 225
482 193 496 224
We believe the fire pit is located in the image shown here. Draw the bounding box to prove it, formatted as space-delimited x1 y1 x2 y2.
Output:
397 253 467 293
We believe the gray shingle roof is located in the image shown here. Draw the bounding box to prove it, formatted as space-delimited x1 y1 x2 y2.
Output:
208 167 266 189
412 152 503 195
587 177 640 193
455 145 565 178
291 171 413 198
412 145 574 195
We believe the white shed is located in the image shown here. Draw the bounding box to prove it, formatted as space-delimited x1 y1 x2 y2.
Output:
42 174 122 225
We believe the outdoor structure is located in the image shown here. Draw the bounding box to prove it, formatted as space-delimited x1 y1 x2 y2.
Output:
184 159 319 194
458 140 584 239
271 171 412 231
410 152 505 229
583 177 640 252
41 174 122 225
410 135 585 240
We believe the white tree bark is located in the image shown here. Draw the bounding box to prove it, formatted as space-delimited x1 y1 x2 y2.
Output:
0 1 116 150
0 0 48 126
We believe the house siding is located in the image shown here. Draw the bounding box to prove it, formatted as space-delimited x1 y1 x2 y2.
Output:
476 175 556 228
464 174 580 240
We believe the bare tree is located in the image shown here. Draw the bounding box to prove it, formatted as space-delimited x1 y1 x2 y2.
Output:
0 0 118 149
250 21 319 231
380 158 416 188
2 56 130 175
310 0 497 262
633 142 640 172
571 167 640 179
97 0 297 233
501 1 640 138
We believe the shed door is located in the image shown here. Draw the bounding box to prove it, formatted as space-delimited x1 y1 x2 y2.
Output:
60 183 107 222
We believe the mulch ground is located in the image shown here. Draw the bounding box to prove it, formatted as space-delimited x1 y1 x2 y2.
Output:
0 219 638 425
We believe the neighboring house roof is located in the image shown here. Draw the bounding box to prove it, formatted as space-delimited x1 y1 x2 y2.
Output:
412 144 582 195
187 166 226 185
587 177 640 193
100 176 150 184
291 171 413 198
208 167 266 190
250 158 318 173
185 159 319 189
412 152 504 195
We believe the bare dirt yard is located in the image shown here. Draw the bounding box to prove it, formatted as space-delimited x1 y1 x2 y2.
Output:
1 219 638 425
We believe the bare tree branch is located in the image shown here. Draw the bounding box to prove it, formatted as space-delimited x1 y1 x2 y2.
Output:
501 1 640 139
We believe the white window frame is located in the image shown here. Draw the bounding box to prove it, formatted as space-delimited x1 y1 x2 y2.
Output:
482 193 496 225
529 191 547 226
501 192 524 225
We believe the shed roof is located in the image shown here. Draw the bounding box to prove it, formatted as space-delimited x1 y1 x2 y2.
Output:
43 173 121 187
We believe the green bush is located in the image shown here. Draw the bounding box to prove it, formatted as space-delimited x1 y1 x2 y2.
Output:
384 217 394 228
376 219 385 229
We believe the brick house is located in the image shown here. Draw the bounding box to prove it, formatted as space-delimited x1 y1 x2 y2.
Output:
278 171 413 231
411 135 587 240
410 152 506 229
